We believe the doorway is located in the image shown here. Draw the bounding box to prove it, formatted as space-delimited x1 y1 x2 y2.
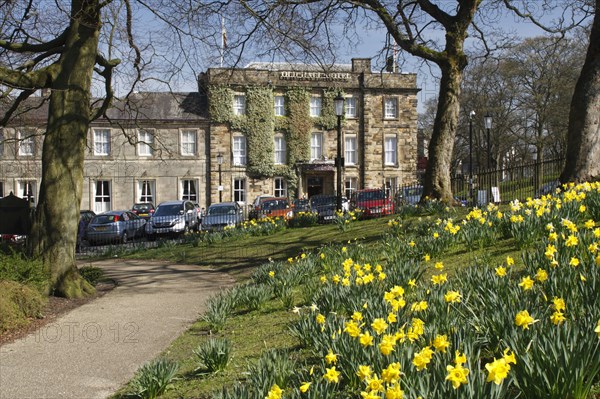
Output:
307 176 323 197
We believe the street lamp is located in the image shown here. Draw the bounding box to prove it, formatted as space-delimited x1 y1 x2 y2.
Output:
468 110 475 206
216 152 224 202
333 94 345 213
484 114 493 171
532 150 538 196
484 114 493 204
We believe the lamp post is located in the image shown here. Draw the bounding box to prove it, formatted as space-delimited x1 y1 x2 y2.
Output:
532 150 538 196
484 114 493 170
484 114 493 203
333 94 345 213
468 110 475 206
216 152 223 202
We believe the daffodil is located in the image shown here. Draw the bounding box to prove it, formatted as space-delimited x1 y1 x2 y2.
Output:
495 266 507 277
446 363 469 389
433 334 450 353
316 313 325 324
299 382 311 393
359 331 374 347
485 358 511 385
381 362 401 383
519 276 534 290
444 290 461 303
595 320 600 338
551 311 566 325
325 349 337 364
356 364 372 380
265 384 283 399
515 310 536 329
323 366 341 383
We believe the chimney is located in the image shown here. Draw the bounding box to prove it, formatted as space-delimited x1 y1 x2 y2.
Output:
351 58 372 73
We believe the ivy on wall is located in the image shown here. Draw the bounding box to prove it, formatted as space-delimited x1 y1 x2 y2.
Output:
245 87 275 178
207 84 344 195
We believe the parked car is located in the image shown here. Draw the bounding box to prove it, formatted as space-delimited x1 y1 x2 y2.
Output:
86 210 146 245
249 195 275 219
145 200 200 240
352 188 395 217
77 210 96 249
131 203 155 220
396 185 423 206
201 202 244 232
293 198 310 215
309 195 338 223
259 197 293 220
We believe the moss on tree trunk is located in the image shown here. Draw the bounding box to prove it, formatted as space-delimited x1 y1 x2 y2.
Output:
28 0 101 298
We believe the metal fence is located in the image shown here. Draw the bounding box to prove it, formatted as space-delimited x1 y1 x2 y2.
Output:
396 158 565 207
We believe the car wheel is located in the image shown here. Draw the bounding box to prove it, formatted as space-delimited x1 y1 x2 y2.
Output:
121 231 128 244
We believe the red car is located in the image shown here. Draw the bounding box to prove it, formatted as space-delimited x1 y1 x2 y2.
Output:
352 188 395 218
259 197 294 220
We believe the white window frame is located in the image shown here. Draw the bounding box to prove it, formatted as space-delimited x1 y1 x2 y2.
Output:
310 132 323 161
137 180 155 203
138 129 154 157
274 177 287 197
234 178 246 203
233 135 247 166
93 129 111 156
345 177 358 199
233 94 246 115
274 95 285 116
181 179 198 202
385 136 398 166
310 96 322 117
18 180 36 203
384 97 398 119
345 135 357 166
94 180 111 213
274 134 286 165
180 129 197 156
345 96 357 118
18 131 35 156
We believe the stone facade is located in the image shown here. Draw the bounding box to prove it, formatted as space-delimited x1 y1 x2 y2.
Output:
0 58 419 214
201 58 419 206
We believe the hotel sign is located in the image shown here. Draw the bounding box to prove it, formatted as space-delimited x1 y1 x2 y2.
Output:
279 71 351 82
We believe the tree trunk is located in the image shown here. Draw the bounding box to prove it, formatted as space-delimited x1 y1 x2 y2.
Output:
560 1 600 182
422 62 464 203
28 0 101 298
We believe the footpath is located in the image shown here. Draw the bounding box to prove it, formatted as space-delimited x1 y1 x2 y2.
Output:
0 259 234 399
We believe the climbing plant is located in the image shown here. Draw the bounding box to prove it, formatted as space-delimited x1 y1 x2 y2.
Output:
245 87 275 178
207 84 342 194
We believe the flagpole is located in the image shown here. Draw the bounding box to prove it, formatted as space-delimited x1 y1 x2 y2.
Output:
220 16 226 67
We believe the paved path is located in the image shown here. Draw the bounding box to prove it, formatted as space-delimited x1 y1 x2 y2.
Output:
0 259 234 399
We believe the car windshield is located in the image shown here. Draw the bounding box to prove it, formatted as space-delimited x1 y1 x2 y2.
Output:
207 205 236 216
356 190 387 201
263 200 288 210
91 214 119 224
133 204 152 212
154 204 183 216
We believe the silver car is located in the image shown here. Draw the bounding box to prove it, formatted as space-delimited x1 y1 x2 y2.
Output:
201 202 244 232
145 200 199 240
86 211 146 245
